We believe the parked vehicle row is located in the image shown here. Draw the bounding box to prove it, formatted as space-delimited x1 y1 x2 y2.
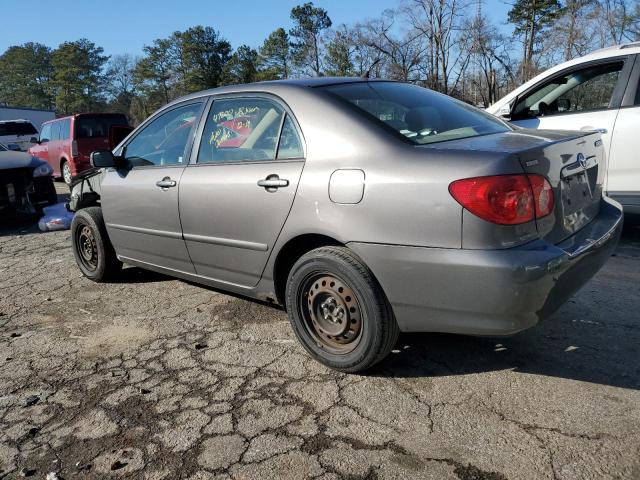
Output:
488 42 640 215
28 113 132 184
68 78 622 372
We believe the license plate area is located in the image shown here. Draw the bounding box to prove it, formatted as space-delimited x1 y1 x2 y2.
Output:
560 166 599 232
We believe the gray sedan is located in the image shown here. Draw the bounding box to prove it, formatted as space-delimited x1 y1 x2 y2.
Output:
68 78 623 372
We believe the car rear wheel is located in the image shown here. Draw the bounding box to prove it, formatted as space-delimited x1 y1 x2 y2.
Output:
285 246 399 373
71 207 122 282
61 161 72 185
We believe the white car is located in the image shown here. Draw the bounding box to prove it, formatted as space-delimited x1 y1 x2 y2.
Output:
0 119 39 152
488 42 640 215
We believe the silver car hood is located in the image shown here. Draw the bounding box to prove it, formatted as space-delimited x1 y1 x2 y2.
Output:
0 151 42 170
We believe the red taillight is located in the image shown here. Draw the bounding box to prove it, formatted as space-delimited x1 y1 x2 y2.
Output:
528 174 554 218
449 174 553 225
71 140 78 158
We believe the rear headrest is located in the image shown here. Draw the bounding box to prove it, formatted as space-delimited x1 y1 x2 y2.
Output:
404 106 443 132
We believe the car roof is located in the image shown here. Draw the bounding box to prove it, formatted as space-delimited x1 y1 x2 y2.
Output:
168 77 393 105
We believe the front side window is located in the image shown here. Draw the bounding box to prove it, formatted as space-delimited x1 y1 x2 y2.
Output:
124 103 203 167
321 82 510 145
197 98 287 163
39 124 52 143
513 62 624 119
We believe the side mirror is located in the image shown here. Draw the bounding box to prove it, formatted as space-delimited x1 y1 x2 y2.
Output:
90 150 117 168
30 137 39 144
498 104 512 120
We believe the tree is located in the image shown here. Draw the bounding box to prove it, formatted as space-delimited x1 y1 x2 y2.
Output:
50 39 108 114
0 43 53 109
132 38 174 116
508 0 562 81
404 0 469 93
324 27 356 76
105 54 138 117
176 26 232 92
258 28 290 80
358 11 424 82
224 45 259 84
289 2 332 76
462 14 516 106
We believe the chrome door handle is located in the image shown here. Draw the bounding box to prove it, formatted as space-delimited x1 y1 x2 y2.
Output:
257 175 289 190
156 177 177 189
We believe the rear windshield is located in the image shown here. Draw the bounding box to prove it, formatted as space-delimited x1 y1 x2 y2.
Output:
76 115 128 139
320 82 510 145
0 121 38 136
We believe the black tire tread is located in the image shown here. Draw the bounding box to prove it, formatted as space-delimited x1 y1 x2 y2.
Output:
286 245 399 372
71 207 122 282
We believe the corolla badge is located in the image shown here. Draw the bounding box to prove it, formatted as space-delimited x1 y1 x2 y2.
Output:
577 153 586 169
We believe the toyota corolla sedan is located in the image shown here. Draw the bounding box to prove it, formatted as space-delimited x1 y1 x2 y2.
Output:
68 78 623 372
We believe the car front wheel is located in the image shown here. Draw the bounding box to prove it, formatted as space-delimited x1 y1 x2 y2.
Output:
285 246 399 373
71 207 122 282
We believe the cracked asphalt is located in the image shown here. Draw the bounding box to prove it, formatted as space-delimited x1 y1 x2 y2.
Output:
1 186 639 479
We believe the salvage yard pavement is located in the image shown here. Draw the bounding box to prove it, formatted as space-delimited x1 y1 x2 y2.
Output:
1 209 639 478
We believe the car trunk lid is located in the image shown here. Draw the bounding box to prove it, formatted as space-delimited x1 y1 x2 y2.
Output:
419 128 605 245
513 129 604 244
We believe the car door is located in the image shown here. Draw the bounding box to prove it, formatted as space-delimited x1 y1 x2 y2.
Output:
509 58 633 163
32 123 51 167
101 100 206 273
607 54 640 212
48 121 62 175
179 95 305 287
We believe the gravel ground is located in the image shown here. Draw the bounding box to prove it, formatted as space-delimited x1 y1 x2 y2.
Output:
0 184 639 479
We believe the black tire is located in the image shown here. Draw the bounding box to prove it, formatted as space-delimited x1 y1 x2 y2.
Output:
71 207 122 282
285 246 399 373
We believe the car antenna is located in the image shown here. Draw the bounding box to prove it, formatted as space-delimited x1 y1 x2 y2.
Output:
363 59 381 79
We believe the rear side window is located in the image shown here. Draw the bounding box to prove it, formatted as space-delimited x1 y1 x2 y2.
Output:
197 98 288 163
76 115 128 139
40 124 52 143
60 119 71 140
321 82 510 145
277 115 303 159
50 122 61 141
0 121 38 136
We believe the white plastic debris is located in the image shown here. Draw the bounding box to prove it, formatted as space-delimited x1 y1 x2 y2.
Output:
46 472 61 480
38 202 74 232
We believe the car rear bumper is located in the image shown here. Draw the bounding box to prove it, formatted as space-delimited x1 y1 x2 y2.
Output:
348 197 623 335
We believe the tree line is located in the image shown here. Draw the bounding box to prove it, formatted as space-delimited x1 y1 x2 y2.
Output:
0 0 638 124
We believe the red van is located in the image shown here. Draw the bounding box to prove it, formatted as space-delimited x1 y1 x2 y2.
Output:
29 113 132 184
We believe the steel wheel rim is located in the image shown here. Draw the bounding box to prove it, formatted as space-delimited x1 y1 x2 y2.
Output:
76 225 98 271
63 163 72 184
299 272 363 355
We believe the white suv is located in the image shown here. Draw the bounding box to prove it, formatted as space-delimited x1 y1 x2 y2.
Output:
0 119 39 152
488 43 640 215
